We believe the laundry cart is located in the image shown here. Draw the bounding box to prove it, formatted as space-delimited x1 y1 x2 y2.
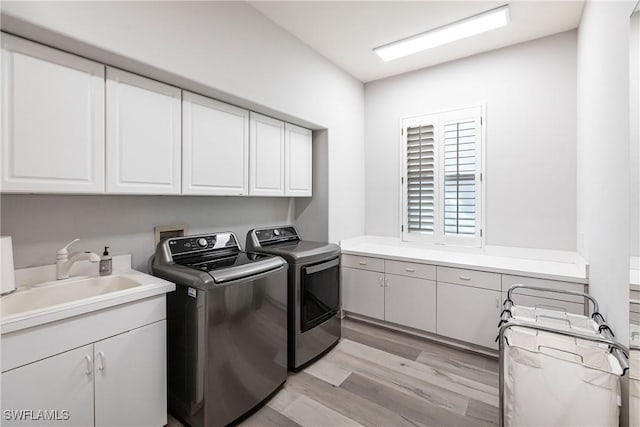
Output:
497 286 629 427
499 284 607 335
630 322 640 427
631 344 640 427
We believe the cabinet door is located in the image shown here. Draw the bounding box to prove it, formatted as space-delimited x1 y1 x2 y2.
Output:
1 344 94 426
284 123 312 197
182 91 249 195
341 267 384 320
94 321 167 427
106 67 181 194
249 112 285 196
1 34 105 193
437 282 501 349
385 274 436 333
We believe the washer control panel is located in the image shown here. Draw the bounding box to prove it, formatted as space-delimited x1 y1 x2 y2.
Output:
168 233 239 256
255 226 299 246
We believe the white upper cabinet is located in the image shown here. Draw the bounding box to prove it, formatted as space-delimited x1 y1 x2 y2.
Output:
249 112 285 196
1 34 105 193
284 123 312 197
106 67 181 194
2 33 313 198
182 92 249 195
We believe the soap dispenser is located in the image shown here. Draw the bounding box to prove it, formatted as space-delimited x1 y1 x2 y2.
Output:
99 246 112 276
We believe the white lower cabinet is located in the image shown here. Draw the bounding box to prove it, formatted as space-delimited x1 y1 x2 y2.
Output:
385 274 436 333
342 253 589 352
1 315 166 427
341 256 437 333
0 295 167 427
94 321 166 427
436 282 501 350
1 344 94 426
342 267 384 320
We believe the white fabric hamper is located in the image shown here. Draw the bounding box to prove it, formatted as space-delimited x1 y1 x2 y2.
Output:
503 328 621 427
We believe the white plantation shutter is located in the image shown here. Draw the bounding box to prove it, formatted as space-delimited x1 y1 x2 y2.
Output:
402 106 482 246
406 124 435 233
443 119 477 236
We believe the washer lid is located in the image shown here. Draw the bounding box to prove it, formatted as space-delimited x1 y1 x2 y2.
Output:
185 252 285 284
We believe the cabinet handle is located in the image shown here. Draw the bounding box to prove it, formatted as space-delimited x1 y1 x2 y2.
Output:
359 261 368 265
459 275 471 281
385 278 389 287
496 296 500 308
84 355 92 376
379 277 384 287
97 351 105 372
405 268 415 272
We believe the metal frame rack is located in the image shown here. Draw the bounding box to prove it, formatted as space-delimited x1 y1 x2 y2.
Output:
497 285 630 427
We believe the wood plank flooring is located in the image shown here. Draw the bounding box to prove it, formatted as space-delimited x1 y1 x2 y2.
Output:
244 318 498 426
169 318 499 427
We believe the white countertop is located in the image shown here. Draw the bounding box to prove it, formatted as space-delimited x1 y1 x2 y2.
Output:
340 236 588 284
1 255 175 334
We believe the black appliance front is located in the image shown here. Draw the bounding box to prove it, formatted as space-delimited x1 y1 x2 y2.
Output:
300 257 340 333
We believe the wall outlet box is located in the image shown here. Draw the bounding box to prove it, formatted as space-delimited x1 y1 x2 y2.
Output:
154 224 187 245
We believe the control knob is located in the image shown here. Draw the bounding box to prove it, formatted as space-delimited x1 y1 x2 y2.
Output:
196 238 208 248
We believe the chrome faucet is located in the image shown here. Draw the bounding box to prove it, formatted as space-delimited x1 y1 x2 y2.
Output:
56 238 100 280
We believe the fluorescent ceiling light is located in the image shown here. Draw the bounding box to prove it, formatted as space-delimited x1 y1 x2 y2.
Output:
373 5 510 62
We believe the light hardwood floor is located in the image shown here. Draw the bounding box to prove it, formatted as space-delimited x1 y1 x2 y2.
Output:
170 318 499 427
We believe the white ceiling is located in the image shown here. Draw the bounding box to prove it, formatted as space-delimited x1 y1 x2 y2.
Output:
249 1 585 83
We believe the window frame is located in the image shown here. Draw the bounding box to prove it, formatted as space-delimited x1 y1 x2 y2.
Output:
400 104 486 247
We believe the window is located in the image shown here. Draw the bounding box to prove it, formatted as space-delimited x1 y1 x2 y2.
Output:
401 106 483 246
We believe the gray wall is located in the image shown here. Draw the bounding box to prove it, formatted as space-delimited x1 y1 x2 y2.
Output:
0 1 345 272
0 1 365 244
1 195 292 271
631 11 639 258
576 1 632 344
364 31 578 251
294 130 329 242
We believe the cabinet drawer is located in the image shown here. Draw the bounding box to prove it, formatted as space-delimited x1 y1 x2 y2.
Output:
385 260 436 280
341 254 384 272
437 266 501 291
502 275 587 305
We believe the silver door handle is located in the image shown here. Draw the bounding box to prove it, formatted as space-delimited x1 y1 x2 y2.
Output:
97 351 105 372
84 355 92 376
405 268 415 272
306 257 339 274
359 261 368 265
459 275 471 281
